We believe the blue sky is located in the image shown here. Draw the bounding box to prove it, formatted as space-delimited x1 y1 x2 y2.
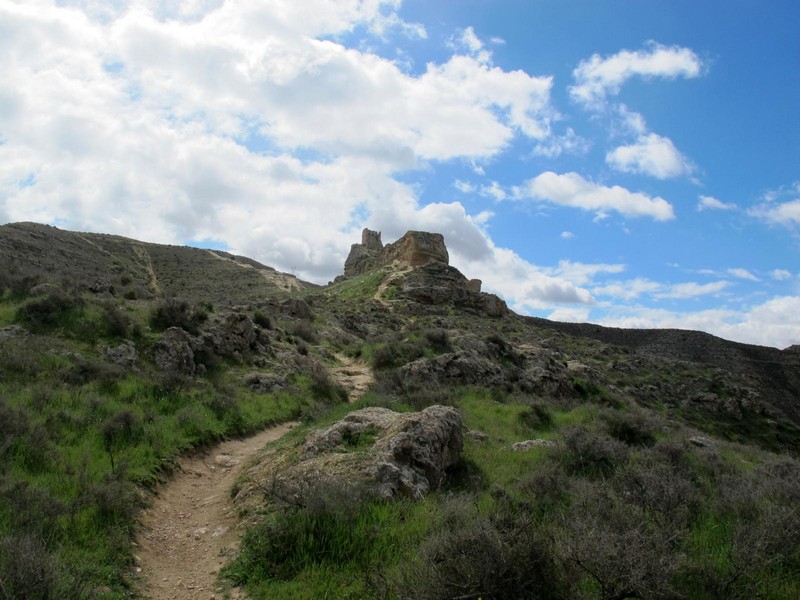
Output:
1 1 798 347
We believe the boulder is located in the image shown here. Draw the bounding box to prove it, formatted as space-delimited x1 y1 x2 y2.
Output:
236 406 463 508
243 372 286 393
204 313 257 357
511 439 556 451
103 340 137 369
154 327 196 375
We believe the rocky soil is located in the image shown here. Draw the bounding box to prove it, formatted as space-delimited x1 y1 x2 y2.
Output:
135 424 295 600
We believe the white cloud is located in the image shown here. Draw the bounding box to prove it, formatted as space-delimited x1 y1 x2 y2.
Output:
517 171 675 221
552 259 625 286
592 278 663 301
655 280 729 299
454 179 475 193
0 0 560 283
606 133 693 179
570 42 703 110
727 268 759 281
750 199 800 227
548 307 591 323
770 269 792 281
698 195 736 211
560 231 574 239
480 181 507 201
533 127 591 158
597 296 800 349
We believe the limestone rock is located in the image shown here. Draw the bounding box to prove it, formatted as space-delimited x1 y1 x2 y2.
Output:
243 373 286 393
204 313 257 358
103 340 137 369
237 405 463 506
381 231 448 268
342 229 448 278
0 325 29 338
511 439 556 451
154 327 196 375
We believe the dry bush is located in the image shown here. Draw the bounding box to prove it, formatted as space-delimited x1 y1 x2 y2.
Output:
0 534 58 600
396 494 563 600
558 426 630 477
149 297 207 334
600 407 661 447
557 481 685 600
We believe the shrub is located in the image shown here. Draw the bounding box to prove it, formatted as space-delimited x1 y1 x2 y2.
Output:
16 292 85 332
99 303 133 339
229 478 374 584
601 407 660 447
424 328 450 352
149 297 207 335
89 470 142 527
0 534 58 600
519 400 553 431
396 494 562 600
303 359 347 403
557 482 685 600
101 409 142 471
253 310 272 329
559 426 629 477
289 321 319 344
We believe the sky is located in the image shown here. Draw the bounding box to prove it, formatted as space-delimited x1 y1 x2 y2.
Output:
1 1 799 348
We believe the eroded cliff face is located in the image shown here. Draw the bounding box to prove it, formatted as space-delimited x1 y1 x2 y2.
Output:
343 229 448 277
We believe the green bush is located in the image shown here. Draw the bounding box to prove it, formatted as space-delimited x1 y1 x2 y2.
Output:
559 426 629 477
149 297 207 335
16 293 85 333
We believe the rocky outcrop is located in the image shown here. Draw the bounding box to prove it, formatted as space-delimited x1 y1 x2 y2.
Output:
203 313 258 358
154 327 196 375
235 406 463 507
381 231 449 268
397 262 508 317
343 228 449 278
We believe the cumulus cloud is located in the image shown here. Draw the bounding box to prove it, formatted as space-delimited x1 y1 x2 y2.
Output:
0 0 559 284
454 179 475 193
606 133 693 179
570 42 703 110
748 182 800 227
533 127 591 158
750 199 800 227
596 296 800 349
480 181 507 201
560 231 574 239
516 171 675 221
698 195 736 211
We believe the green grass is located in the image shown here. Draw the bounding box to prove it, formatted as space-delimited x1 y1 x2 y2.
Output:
318 269 389 302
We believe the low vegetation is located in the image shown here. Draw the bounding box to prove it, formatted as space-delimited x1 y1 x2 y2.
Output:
2 225 799 600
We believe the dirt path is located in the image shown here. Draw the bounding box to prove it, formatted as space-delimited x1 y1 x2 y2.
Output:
331 354 374 402
205 249 305 292
135 423 295 600
372 265 412 306
135 356 374 599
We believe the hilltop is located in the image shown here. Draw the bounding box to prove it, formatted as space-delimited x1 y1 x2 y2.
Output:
1 221 799 599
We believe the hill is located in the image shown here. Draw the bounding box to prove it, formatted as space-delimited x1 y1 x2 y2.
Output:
1 222 798 599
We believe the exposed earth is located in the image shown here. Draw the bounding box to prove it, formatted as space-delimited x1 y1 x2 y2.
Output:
135 356 373 599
